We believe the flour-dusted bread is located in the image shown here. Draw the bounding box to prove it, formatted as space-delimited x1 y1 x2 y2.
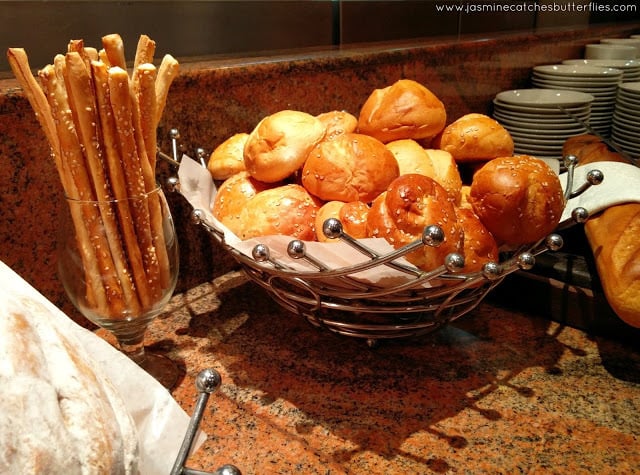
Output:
0 295 139 475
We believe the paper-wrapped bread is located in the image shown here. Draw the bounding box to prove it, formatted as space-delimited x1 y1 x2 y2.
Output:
0 295 138 474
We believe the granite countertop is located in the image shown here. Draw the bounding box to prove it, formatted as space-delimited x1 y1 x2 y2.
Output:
115 269 640 474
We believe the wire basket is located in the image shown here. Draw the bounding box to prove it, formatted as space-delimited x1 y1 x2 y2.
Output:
165 142 602 345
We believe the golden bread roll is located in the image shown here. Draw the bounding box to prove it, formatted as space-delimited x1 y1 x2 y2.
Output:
456 207 499 272
357 79 447 143
386 139 462 204
207 132 249 181
236 184 321 240
563 134 640 328
243 110 326 182
212 171 274 235
0 296 138 474
301 132 399 203
367 174 464 271
316 110 358 140
315 200 370 242
459 185 473 210
435 113 514 162
469 155 564 246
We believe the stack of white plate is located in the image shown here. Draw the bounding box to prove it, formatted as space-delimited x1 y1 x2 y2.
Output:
530 64 623 137
611 82 640 159
562 59 640 82
492 89 594 163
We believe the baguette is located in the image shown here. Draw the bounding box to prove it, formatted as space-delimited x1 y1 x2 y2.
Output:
563 135 640 328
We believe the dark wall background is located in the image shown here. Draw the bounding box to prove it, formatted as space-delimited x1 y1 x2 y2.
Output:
1 0 639 74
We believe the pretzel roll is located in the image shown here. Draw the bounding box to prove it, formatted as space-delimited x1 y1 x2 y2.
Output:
302 132 399 203
357 79 447 143
316 110 358 141
236 184 321 240
469 155 564 246
435 113 514 162
212 171 274 236
386 139 462 204
207 133 249 181
315 200 370 242
367 174 464 271
456 207 499 273
243 110 326 182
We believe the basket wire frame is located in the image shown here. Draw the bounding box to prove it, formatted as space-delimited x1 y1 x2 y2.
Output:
164 133 600 344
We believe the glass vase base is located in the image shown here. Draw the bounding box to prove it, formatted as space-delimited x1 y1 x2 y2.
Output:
137 352 181 390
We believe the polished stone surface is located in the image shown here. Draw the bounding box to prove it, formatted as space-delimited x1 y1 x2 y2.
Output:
121 270 639 474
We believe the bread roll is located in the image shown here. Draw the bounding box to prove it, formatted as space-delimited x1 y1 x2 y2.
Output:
367 174 464 271
386 139 462 204
357 79 447 143
243 110 326 182
456 207 499 272
316 110 358 140
236 184 321 240
207 132 249 181
435 113 514 162
212 171 274 236
301 132 399 203
469 155 564 246
0 298 138 474
563 134 640 328
315 200 370 242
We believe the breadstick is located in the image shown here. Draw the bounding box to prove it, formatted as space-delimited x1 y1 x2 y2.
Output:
108 66 162 308
154 54 179 126
133 34 156 71
63 52 134 316
132 63 158 171
39 62 110 315
101 34 127 70
6 48 61 160
92 60 146 315
131 63 171 290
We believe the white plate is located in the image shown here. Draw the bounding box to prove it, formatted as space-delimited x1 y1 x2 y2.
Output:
495 89 595 107
563 58 640 69
531 74 621 85
492 98 590 114
494 115 589 130
532 64 623 78
619 82 640 94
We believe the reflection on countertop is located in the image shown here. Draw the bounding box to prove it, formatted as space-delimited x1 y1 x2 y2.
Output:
104 269 640 474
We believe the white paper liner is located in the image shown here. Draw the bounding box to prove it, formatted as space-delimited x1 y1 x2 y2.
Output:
178 156 640 283
0 260 205 475
177 156 424 285
561 161 640 222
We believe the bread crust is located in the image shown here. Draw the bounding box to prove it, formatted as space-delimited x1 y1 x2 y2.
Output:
0 298 139 474
367 174 464 271
469 155 564 246
357 79 447 143
563 134 640 327
435 113 514 162
302 132 399 203
207 133 249 181
244 110 326 182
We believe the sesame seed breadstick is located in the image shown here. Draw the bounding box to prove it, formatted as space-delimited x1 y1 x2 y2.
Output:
131 63 171 290
154 54 179 127
92 60 144 316
133 35 156 72
101 34 127 70
38 62 109 315
108 66 162 307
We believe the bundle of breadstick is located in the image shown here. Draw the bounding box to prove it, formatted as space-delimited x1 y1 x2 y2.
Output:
7 34 180 319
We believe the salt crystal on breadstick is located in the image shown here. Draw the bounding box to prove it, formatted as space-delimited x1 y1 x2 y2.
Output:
108 66 162 307
102 34 127 70
154 54 179 126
